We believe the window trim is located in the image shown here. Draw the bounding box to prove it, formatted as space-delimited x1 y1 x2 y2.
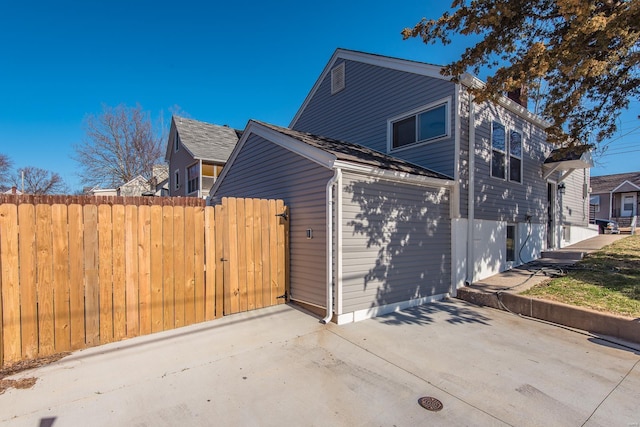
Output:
590 195 601 212
509 129 523 183
387 97 451 153
186 162 199 195
490 121 524 184
174 134 180 152
490 121 507 180
174 169 180 191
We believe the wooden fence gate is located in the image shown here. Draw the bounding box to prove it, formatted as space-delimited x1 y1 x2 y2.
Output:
0 195 288 367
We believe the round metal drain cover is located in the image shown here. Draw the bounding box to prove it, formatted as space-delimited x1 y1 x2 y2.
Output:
418 396 443 412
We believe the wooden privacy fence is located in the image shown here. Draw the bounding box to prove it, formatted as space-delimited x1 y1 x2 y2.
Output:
0 195 288 367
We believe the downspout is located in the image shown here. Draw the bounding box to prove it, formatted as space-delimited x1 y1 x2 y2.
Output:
466 94 476 285
199 159 203 199
322 168 342 324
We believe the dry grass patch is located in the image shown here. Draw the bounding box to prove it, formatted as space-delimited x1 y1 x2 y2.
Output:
0 353 69 394
522 235 640 318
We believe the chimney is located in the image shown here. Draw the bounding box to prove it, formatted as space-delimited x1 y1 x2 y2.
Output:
507 86 528 108
11 186 17 195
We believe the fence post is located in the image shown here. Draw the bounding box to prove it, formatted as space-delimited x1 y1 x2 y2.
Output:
0 203 20 364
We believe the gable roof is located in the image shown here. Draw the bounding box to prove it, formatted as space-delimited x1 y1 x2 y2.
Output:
118 174 148 188
591 172 640 193
290 48 551 130
166 116 241 163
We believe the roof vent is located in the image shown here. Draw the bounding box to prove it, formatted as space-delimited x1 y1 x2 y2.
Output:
331 62 345 95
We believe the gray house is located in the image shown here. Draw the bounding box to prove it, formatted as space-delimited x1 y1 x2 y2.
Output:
590 172 640 227
166 116 241 198
210 49 596 324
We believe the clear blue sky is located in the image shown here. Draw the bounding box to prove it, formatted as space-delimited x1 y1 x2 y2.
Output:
1 1 638 192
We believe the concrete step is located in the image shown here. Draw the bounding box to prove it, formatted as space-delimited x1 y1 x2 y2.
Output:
540 250 586 260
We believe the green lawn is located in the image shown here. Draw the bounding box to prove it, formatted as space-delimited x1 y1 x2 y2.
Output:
521 235 640 318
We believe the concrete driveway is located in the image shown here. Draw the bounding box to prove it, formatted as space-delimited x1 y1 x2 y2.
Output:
1 301 639 426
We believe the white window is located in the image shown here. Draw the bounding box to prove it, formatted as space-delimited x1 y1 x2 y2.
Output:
491 122 506 179
491 122 523 183
590 195 600 212
187 163 199 194
509 130 522 183
389 100 449 151
175 134 180 152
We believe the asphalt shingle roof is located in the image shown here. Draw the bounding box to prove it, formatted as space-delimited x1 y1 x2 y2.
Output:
544 145 592 163
174 116 240 162
255 121 452 181
591 172 640 194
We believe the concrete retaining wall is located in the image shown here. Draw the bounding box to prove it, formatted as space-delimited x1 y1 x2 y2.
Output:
456 288 640 344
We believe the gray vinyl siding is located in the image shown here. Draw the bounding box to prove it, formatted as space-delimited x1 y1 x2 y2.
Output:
560 168 589 227
457 88 471 218
168 139 198 197
340 172 451 313
592 192 610 219
293 59 457 178
473 102 550 224
213 134 334 307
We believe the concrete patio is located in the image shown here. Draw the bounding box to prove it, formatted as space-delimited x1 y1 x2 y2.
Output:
1 301 639 426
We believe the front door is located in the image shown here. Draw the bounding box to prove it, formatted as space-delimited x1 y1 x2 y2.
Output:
621 193 637 217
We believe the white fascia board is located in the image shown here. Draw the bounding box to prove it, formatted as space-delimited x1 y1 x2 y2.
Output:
290 49 450 128
459 74 552 130
249 124 337 168
209 121 336 198
612 180 640 193
290 49 341 128
209 121 255 197
192 155 227 163
334 49 449 80
333 160 454 189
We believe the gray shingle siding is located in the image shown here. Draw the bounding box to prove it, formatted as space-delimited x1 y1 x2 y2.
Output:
213 134 333 307
292 60 457 178
340 172 451 313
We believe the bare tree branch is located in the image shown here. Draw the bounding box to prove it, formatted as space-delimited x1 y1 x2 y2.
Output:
74 104 165 188
0 153 13 190
12 166 68 195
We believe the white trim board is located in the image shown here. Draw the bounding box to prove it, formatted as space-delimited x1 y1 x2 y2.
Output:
335 293 450 324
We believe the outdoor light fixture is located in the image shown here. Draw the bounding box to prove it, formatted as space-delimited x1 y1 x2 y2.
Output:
557 183 566 194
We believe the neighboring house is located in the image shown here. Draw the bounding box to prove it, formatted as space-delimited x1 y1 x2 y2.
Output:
84 170 166 197
2 187 23 195
210 49 596 324
84 186 118 196
165 116 241 198
150 164 169 196
116 175 152 197
590 172 640 227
